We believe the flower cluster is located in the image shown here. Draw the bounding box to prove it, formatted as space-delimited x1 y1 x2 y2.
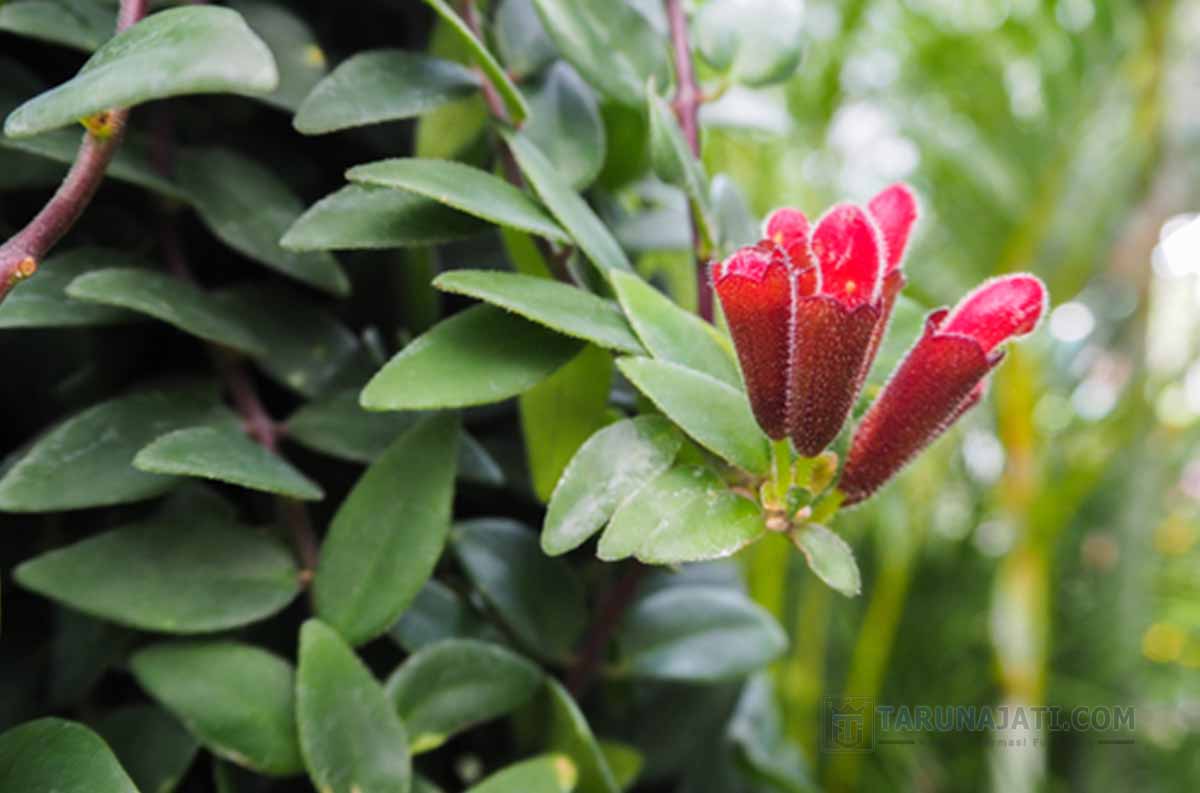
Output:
712 184 1047 505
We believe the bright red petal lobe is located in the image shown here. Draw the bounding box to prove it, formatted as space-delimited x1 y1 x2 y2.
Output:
810 204 883 309
868 183 918 274
713 244 793 439
939 274 1047 353
765 208 812 269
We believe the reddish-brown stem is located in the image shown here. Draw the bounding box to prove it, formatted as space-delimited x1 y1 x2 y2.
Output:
664 0 713 322
567 563 648 697
0 0 150 304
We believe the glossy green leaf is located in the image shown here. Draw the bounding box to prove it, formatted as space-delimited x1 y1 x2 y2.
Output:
790 524 862 597
503 131 632 276
616 358 769 475
0 247 145 329
0 1 112 52
385 638 542 753
494 0 558 79
424 0 529 124
282 184 484 251
434 270 643 354
610 271 739 386
598 465 764 563
178 148 349 296
314 413 459 646
542 416 681 556
130 642 303 776
646 90 716 246
542 680 619 793
66 268 266 356
525 62 606 190
234 1 327 112
452 519 586 661
94 705 200 793
616 587 787 681
294 50 479 135
520 345 613 502
361 305 582 411
0 719 138 793
467 755 578 793
388 580 500 653
297 620 411 793
134 424 323 501
347 158 569 242
4 7 278 137
14 508 299 633
530 0 669 106
694 0 804 87
0 380 224 512
598 742 642 793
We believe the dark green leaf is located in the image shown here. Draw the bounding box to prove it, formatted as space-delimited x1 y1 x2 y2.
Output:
14 507 299 633
4 7 278 137
388 580 501 653
0 1 111 52
133 424 323 501
542 416 681 556
295 50 479 135
66 268 267 356
616 587 787 680
385 638 542 753
790 524 862 597
233 1 327 112
434 270 643 354
0 247 145 329
542 680 619 793
423 0 530 124
347 158 569 242
616 357 769 475
130 642 304 776
0 719 138 793
178 148 349 296
94 705 200 793
467 755 578 793
296 620 411 793
525 62 606 190
314 414 459 646
0 380 225 512
361 305 582 410
598 465 764 563
282 184 484 251
452 519 586 661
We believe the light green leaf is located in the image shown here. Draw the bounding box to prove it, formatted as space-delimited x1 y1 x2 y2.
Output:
530 0 669 106
790 524 862 597
597 742 642 793
233 1 327 112
467 755 578 793
452 519 586 661
178 147 348 296
423 0 530 124
130 642 304 776
314 414 459 646
695 0 804 87
295 50 479 135
361 305 582 411
598 465 764 563
134 424 323 501
14 508 299 633
94 705 200 793
4 7 278 137
66 268 266 356
646 89 716 246
297 620 411 793
282 184 484 251
520 345 613 502
616 358 769 475
542 680 619 793
0 1 112 52
0 247 145 329
525 62 606 190
385 638 542 754
610 271 739 386
710 174 758 251
494 0 558 79
0 719 138 793
0 380 225 512
347 158 569 243
616 587 787 681
503 131 632 276
542 417 681 556
434 270 643 354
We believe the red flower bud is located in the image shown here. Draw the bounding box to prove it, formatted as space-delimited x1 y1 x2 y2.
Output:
840 274 1048 504
712 243 793 439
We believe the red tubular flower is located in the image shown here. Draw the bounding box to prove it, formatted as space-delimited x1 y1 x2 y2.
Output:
711 242 794 439
840 274 1048 505
858 184 918 387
